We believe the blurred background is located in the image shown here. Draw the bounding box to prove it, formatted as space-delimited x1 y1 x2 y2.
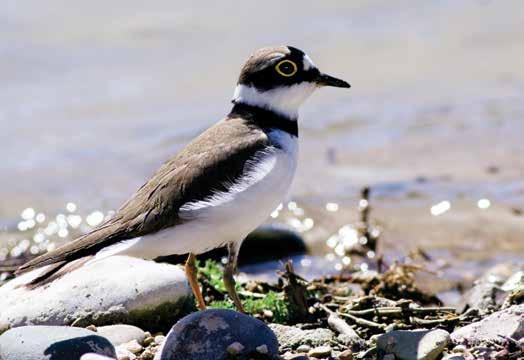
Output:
1 1 523 294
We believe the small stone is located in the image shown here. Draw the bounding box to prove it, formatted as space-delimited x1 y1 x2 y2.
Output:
269 323 335 349
123 339 143 354
377 329 450 360
86 325 98 332
263 309 274 318
442 355 465 360
154 335 165 344
338 349 353 360
282 352 309 360
308 345 332 358
452 345 466 353
139 349 155 360
296 344 311 353
256 344 268 354
382 355 395 360
80 354 116 360
143 336 155 346
97 324 146 347
116 346 136 360
226 341 245 355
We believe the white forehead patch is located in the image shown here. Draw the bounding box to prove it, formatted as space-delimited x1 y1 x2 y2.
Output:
302 54 316 71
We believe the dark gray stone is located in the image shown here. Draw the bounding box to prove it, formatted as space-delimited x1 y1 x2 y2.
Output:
0 325 116 360
376 329 450 360
157 309 279 360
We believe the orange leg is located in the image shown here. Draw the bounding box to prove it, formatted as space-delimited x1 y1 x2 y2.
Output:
185 253 206 310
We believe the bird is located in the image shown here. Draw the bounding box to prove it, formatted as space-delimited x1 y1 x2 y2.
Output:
16 45 350 312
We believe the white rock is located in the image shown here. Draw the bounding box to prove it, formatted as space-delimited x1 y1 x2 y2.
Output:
121 339 143 354
81 354 117 360
0 256 191 328
97 324 146 347
451 304 524 345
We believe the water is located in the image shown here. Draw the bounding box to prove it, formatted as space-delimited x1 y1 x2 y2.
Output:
2 1 524 280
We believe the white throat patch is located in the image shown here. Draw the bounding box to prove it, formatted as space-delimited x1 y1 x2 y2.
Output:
232 83 316 119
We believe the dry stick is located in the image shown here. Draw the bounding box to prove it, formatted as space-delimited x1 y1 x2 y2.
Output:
337 312 386 330
320 305 362 340
344 306 456 317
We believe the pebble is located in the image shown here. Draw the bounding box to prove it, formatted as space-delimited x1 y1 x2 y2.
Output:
0 256 192 330
80 354 117 360
308 345 332 358
143 336 155 346
154 335 165 344
97 324 146 347
296 344 311 353
338 349 354 360
377 329 450 360
442 355 465 360
269 323 335 349
382 355 395 360
122 339 143 354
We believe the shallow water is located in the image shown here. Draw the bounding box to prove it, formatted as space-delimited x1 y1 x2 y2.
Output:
2 1 524 279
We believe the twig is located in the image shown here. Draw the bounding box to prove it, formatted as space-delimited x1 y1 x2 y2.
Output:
337 312 386 330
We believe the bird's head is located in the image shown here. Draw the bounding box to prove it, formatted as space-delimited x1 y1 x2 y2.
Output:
232 46 350 120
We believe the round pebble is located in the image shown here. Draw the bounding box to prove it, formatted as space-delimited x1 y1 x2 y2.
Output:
308 345 332 358
338 349 353 360
296 344 311 353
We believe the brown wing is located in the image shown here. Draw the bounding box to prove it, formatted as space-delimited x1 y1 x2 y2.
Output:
17 117 269 274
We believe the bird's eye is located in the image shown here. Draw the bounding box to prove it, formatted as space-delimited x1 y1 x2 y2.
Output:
275 60 298 77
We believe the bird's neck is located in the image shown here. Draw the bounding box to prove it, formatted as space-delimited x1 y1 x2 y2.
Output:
228 102 298 137
232 83 315 120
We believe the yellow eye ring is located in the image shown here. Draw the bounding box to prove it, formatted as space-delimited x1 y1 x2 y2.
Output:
275 60 298 77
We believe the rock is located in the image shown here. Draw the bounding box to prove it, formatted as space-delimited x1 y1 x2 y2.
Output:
121 339 143 354
376 329 450 360
308 345 331 358
382 355 395 360
0 325 116 360
157 309 279 359
296 344 311 353
458 280 506 313
0 256 192 331
81 354 117 360
97 324 146 347
269 323 335 349
115 346 136 360
238 224 307 265
451 304 524 345
442 356 465 360
338 349 353 360
154 335 166 344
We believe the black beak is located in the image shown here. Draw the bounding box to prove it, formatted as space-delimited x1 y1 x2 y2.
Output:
315 73 351 88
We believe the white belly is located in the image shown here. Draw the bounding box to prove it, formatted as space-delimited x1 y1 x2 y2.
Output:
109 130 298 259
